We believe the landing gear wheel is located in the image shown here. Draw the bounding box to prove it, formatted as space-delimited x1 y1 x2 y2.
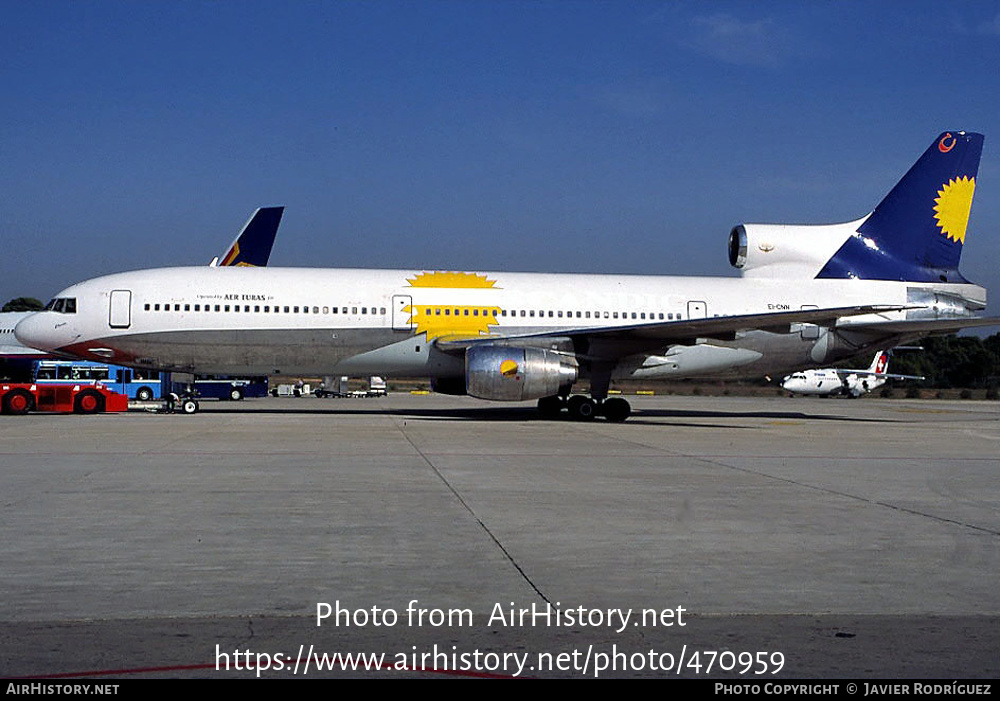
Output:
74 389 105 414
567 395 597 421
180 399 199 414
602 397 631 423
537 395 565 418
2 389 35 415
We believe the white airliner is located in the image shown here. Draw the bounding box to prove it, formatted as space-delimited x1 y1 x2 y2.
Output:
780 350 924 397
0 311 41 359
1 207 283 363
15 132 998 421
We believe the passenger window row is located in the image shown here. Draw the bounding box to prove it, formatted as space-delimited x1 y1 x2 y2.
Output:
141 302 683 322
421 308 500 317
498 309 680 321
144 303 388 315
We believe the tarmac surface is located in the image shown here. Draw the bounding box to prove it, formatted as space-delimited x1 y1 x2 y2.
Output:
1 393 997 678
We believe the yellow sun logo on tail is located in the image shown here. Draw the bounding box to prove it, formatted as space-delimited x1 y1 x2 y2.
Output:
933 176 975 244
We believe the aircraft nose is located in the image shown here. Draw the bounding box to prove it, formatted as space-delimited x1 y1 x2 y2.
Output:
14 313 68 352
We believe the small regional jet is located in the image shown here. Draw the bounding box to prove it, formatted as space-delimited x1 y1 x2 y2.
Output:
780 350 924 397
15 132 998 422
1 207 283 361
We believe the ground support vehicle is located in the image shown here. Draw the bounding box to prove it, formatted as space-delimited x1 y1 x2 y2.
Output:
1 383 128 415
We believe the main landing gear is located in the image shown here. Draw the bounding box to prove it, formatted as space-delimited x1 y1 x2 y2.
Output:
537 395 631 423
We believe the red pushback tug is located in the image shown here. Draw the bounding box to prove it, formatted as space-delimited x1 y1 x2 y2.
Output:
0 383 128 415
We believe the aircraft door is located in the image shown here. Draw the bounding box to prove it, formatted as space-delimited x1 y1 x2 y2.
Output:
392 295 413 331
799 305 819 339
109 290 131 329
687 301 707 319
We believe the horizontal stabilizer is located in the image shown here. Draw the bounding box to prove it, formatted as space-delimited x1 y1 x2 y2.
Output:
838 317 1000 335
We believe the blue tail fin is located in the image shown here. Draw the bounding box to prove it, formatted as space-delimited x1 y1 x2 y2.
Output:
216 206 284 267
817 131 983 282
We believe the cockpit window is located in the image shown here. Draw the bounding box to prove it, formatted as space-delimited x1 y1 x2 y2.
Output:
44 297 77 314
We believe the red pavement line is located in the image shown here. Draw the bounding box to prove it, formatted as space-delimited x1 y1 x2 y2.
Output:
10 660 519 680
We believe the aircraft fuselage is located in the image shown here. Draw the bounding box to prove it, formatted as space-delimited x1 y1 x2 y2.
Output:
14 266 985 382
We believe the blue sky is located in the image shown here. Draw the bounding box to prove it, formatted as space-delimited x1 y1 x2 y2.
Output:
3 1 1000 318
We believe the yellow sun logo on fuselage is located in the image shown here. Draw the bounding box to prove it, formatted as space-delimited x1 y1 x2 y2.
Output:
404 271 502 341
403 304 501 341
933 176 975 244
406 271 497 289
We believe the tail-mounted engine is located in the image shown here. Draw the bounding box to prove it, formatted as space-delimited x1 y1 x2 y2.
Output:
728 219 864 279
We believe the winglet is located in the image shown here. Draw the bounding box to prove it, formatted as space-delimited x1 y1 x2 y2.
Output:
214 206 284 267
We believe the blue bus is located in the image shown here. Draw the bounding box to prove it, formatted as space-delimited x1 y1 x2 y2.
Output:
33 360 267 401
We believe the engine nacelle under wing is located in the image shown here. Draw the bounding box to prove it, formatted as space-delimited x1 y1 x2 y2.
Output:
466 345 578 401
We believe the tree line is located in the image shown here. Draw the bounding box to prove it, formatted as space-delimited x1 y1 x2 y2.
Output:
880 334 1000 389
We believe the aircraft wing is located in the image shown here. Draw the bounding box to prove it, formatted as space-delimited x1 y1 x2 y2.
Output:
435 304 912 356
834 369 925 381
